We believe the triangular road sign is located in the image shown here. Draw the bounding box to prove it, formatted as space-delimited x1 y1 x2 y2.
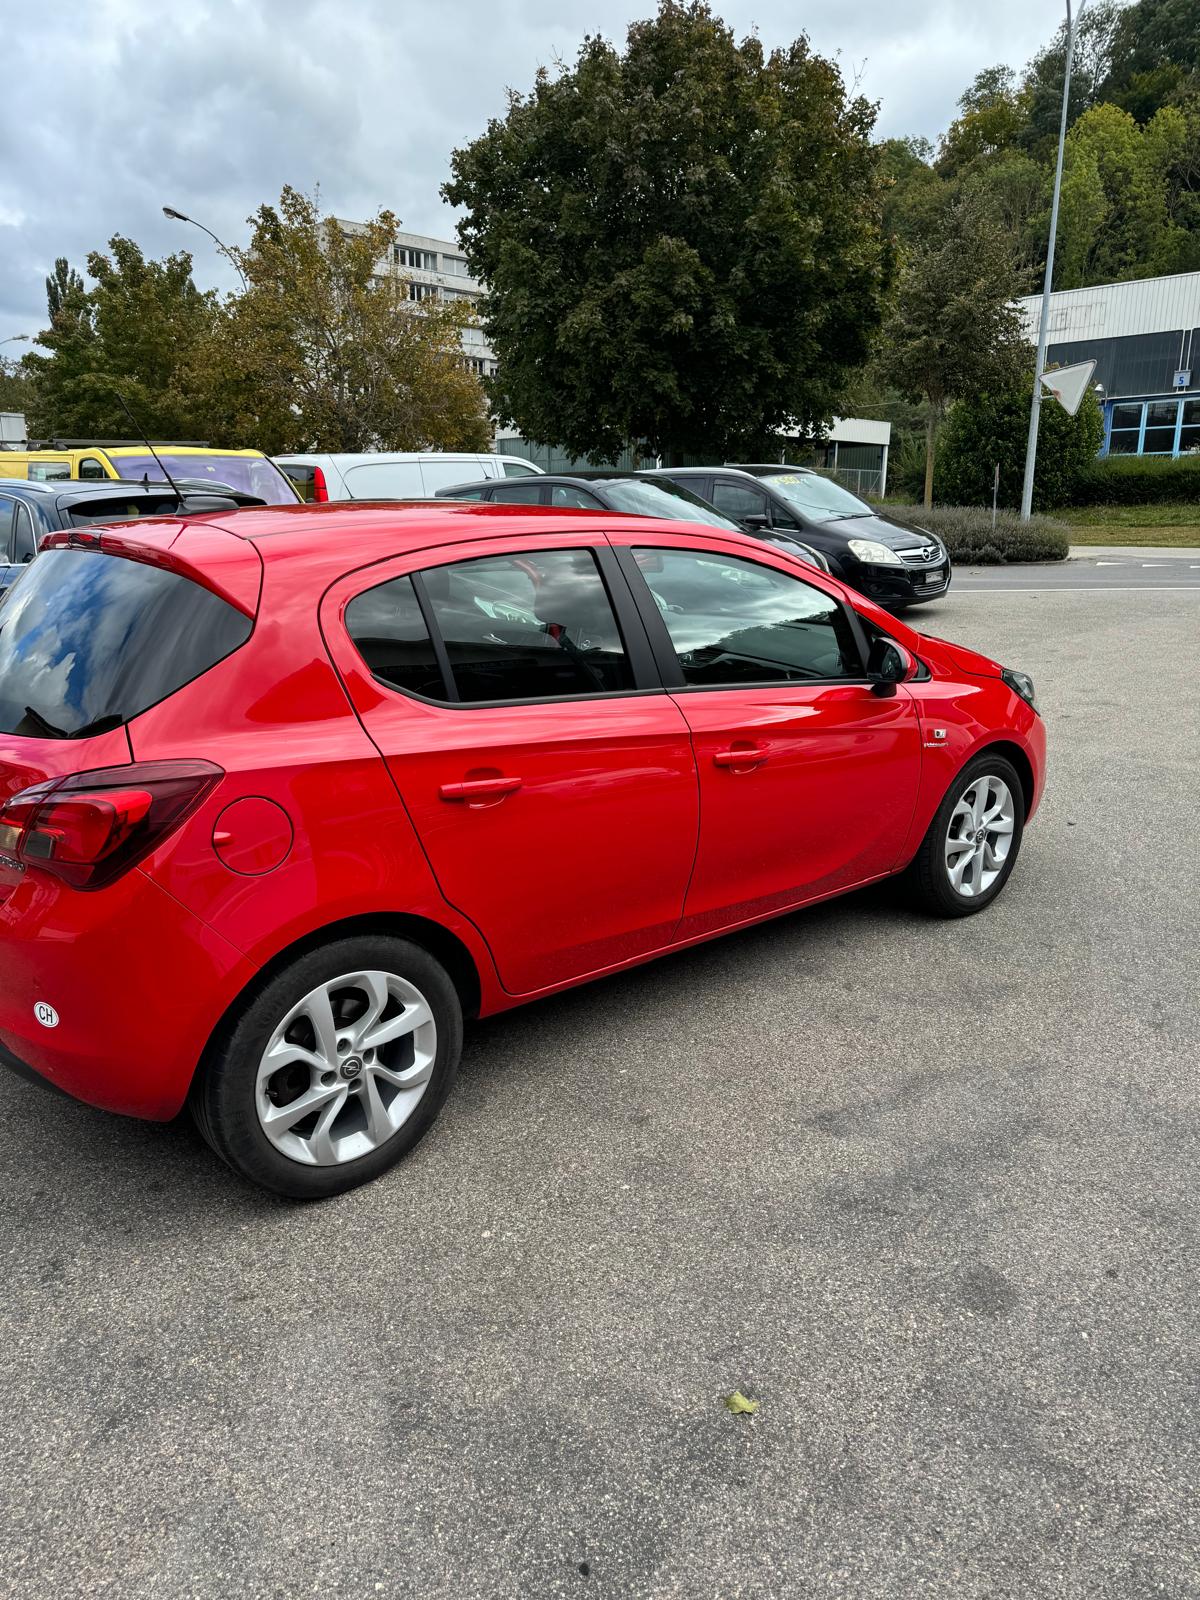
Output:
1041 359 1097 416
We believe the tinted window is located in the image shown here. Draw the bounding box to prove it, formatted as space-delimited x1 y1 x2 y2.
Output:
502 461 541 477
550 485 602 508
345 575 445 699
281 463 317 502
78 457 108 481
490 483 545 504
423 549 634 702
0 549 253 739
634 548 860 686
711 480 769 520
13 503 38 563
440 484 491 500
0 496 15 563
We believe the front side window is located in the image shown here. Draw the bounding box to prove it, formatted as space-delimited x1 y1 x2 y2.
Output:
602 479 736 528
427 549 633 703
550 485 602 508
711 479 769 521
0 496 15 563
634 548 861 687
489 482 544 504
78 457 108 481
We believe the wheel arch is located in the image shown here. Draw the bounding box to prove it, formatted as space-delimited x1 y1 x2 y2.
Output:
976 737 1035 818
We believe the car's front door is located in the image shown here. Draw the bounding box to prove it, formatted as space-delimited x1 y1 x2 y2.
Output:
614 536 922 940
325 531 699 995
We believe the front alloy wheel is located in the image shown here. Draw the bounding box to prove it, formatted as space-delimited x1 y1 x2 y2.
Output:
903 753 1026 917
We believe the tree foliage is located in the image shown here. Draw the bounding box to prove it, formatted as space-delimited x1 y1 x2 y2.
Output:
444 1 892 464
875 195 1027 506
24 189 491 454
190 188 490 453
25 237 216 440
937 380 1104 511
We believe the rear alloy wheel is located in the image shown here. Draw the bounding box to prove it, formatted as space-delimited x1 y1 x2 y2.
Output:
192 936 462 1198
903 753 1025 917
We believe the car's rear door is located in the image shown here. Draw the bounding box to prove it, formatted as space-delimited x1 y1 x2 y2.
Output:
323 529 699 995
611 531 922 939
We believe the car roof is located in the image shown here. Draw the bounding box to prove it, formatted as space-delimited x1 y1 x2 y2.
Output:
451 473 640 489
643 464 815 479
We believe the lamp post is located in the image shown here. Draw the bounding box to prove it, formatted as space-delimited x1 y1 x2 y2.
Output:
1 334 30 348
162 206 248 291
1020 0 1085 521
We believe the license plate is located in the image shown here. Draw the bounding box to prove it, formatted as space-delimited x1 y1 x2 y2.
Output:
925 567 943 584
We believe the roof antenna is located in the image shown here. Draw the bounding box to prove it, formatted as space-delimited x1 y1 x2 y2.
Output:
111 390 187 504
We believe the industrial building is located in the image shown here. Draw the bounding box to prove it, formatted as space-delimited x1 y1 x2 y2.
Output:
1017 271 1200 458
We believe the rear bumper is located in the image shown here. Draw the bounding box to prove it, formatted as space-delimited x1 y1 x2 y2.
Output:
0 865 257 1120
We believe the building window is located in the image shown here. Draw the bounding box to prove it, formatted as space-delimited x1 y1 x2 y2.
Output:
1180 399 1200 454
394 246 438 272
441 255 470 277
1107 402 1143 455
1143 400 1178 455
1103 397 1200 458
408 282 439 302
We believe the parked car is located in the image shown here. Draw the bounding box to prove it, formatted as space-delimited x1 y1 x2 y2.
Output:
274 451 544 503
0 501 1042 1198
642 465 952 607
0 444 298 504
434 471 831 571
0 478 266 598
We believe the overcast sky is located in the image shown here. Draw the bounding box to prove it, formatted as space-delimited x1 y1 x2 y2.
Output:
2 0 1063 339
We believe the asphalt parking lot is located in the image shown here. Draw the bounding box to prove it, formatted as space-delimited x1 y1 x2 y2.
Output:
2 570 1198 1600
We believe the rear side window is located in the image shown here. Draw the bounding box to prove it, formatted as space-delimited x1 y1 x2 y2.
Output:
0 549 253 739
345 549 635 704
490 482 544 505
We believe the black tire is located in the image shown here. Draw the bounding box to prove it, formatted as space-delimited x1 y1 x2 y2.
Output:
901 751 1026 918
190 935 462 1199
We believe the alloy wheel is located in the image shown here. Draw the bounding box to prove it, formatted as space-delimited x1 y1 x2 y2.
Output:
255 970 437 1166
943 773 1015 899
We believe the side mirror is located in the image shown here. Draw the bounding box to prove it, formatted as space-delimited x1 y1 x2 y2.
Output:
740 513 771 531
866 636 916 696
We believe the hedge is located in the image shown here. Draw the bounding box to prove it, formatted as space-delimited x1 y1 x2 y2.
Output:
873 503 1070 563
1073 452 1200 505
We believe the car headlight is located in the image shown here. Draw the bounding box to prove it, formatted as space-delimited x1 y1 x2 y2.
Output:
1002 668 1038 711
847 538 903 567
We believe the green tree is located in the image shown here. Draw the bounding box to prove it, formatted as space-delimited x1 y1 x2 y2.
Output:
44 257 85 326
875 194 1028 507
937 379 1104 511
1102 0 1200 110
443 1 892 464
1020 0 1123 158
193 187 490 453
938 66 1028 175
0 356 37 421
25 238 215 439
878 137 951 250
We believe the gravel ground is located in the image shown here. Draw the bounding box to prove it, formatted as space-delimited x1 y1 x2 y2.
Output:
1 582 1198 1600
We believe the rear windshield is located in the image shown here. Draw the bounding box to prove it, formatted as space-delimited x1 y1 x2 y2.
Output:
0 549 253 739
108 453 297 505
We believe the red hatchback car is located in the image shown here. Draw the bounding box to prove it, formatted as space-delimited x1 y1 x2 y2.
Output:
0 503 1044 1196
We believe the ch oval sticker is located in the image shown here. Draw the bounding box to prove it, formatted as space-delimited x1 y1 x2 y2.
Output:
34 1002 60 1029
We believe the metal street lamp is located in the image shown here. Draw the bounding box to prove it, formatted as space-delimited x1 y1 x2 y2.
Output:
1020 0 1086 521
162 205 248 291
1 334 30 347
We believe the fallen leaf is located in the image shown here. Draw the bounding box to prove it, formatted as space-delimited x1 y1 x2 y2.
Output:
725 1391 759 1415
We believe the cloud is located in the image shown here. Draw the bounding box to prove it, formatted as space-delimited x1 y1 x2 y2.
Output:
2 0 1058 337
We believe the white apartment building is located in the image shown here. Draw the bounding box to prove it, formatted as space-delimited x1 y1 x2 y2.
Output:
338 221 497 379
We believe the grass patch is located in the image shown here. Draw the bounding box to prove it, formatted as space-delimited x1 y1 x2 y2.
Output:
1057 502 1200 542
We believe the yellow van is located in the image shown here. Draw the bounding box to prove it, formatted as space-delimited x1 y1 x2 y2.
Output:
0 444 298 503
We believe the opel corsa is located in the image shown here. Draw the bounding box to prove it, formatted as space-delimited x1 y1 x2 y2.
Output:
0 504 1045 1197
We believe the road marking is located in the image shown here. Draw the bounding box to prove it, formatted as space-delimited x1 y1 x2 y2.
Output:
1095 560 1126 566
954 585 1200 593
1141 562 1166 567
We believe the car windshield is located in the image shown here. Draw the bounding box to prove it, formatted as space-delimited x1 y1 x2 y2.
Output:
602 480 738 528
761 472 871 522
109 453 297 505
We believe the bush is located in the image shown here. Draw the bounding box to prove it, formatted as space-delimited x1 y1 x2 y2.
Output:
873 503 1071 563
1072 452 1200 505
936 382 1104 511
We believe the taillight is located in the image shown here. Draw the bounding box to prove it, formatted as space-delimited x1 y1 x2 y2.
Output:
312 466 329 503
0 760 222 889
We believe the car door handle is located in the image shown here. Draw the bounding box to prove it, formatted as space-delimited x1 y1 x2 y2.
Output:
713 743 769 769
439 776 523 802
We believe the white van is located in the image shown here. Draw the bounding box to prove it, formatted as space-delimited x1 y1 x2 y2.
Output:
273 451 542 502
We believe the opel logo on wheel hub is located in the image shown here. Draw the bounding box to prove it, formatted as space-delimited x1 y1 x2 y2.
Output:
340 1057 363 1080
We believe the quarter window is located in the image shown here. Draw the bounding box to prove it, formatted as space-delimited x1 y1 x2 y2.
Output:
345 576 445 700
0 496 16 563
634 548 861 686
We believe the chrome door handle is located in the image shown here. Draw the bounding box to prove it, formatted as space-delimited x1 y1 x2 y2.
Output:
439 776 523 802
713 744 768 769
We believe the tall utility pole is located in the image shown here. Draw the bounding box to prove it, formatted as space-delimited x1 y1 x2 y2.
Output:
1020 0 1084 521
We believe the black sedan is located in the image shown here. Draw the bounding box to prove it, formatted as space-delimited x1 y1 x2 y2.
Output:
640 464 951 607
0 478 263 598
433 471 831 571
